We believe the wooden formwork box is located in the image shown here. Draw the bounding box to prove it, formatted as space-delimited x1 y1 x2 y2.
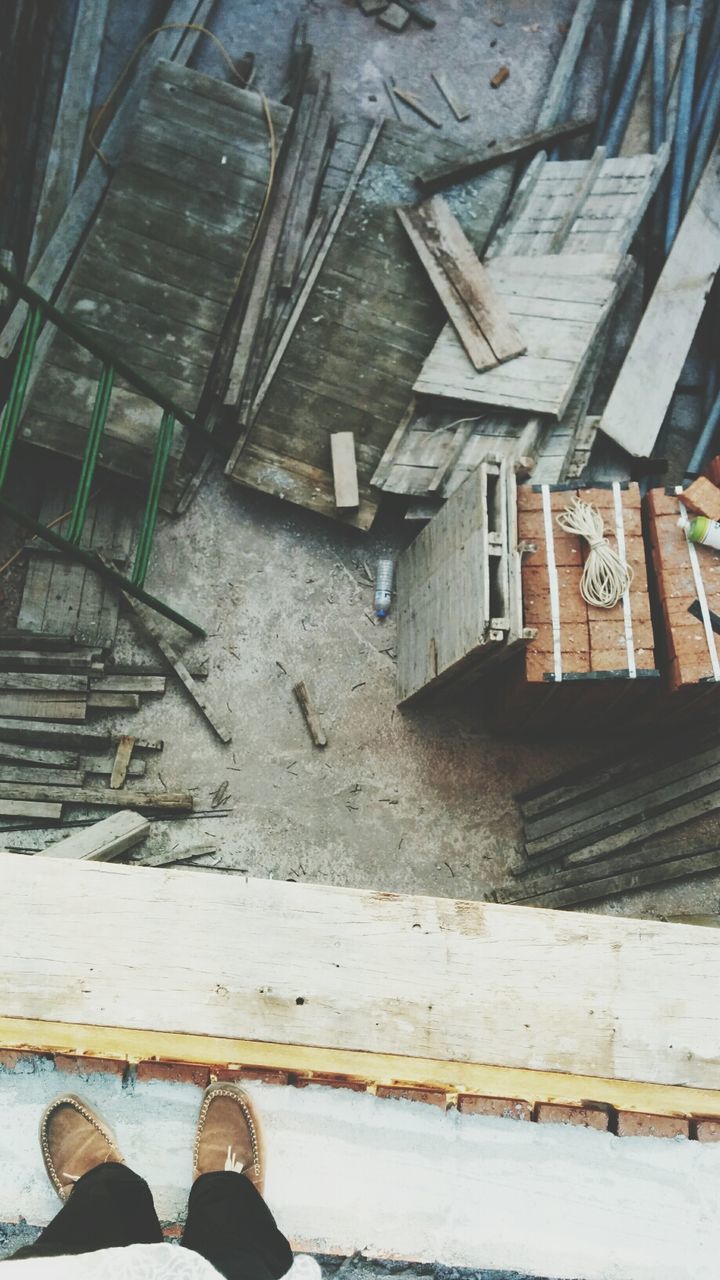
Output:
487 483 660 732
644 487 720 715
396 460 528 704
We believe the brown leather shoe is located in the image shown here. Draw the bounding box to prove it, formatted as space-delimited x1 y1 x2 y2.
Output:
40 1094 124 1200
193 1082 265 1192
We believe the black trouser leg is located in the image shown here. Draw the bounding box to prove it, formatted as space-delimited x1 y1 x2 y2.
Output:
10 1163 163 1259
181 1172 293 1280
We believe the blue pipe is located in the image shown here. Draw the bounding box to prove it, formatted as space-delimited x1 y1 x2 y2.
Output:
664 0 705 252
685 45 720 204
689 38 720 152
686 384 720 479
651 0 667 150
592 0 635 148
604 2 653 157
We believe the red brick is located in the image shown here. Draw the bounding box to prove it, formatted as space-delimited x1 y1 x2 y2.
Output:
645 488 679 519
0 1049 36 1071
54 1054 125 1078
293 1073 367 1092
376 1085 447 1109
693 1118 720 1142
458 1094 531 1121
136 1061 210 1088
679 476 720 521
534 1103 610 1130
615 1111 689 1139
210 1066 290 1086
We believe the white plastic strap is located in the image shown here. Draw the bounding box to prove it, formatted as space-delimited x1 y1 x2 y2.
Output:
612 482 636 678
676 488 720 681
541 485 562 681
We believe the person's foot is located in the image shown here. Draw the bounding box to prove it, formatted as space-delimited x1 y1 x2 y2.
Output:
193 1082 265 1193
40 1094 124 1201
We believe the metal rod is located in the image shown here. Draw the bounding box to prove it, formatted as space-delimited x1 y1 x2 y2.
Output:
604 2 653 157
67 363 114 544
651 0 667 150
664 0 704 252
0 495 205 637
689 39 720 147
0 261 212 446
685 43 720 202
686 384 720 478
592 0 635 147
132 410 175 587
0 307 42 488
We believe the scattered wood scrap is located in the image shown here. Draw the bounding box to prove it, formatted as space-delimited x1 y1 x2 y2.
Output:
397 197 525 371
415 117 595 194
293 680 327 747
110 735 136 789
40 810 150 862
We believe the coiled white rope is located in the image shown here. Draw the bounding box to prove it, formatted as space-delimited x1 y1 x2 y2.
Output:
556 496 633 609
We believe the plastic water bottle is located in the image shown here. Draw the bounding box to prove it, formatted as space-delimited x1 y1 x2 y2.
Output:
374 558 395 618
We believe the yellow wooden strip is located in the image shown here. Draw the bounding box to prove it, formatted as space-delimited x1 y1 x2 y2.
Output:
3 1017 720 1118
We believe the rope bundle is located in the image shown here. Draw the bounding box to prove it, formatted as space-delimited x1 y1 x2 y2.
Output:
556 497 633 609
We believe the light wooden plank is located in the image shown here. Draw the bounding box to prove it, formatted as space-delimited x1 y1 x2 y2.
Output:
2 854 720 1093
0 801 63 820
415 255 621 417
41 810 150 861
0 783 190 810
397 200 525 370
87 692 141 711
600 141 720 457
536 0 599 129
330 433 359 510
415 118 594 194
110 735 135 790
91 675 166 694
0 766 86 787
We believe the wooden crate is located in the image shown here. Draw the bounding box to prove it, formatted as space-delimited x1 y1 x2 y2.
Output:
488 482 659 732
644 488 720 713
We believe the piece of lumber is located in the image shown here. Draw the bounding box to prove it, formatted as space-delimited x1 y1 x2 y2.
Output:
507 843 720 911
90 675 166 694
27 0 110 269
0 766 86 787
378 4 410 31
415 117 595 194
0 651 97 672
0 743 79 768
397 198 525 370
115 583 232 744
0 633 92 651
3 855 720 1101
0 782 191 811
110 735 135 790
392 87 441 128
0 719 161 751
0 672 87 692
0 0 208 359
279 73 332 292
293 680 327 747
431 72 469 122
0 692 87 723
240 118 384 431
536 0 599 130
0 800 63 820
391 0 435 28
330 433 359 510
40 810 150 861
600 140 720 457
86 692 141 711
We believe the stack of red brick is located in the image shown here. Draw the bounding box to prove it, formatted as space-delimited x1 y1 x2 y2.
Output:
644 487 720 702
490 483 658 730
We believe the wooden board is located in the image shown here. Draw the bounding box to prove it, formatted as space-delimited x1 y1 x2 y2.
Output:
226 118 517 530
397 198 525 371
41 810 150 861
330 433 359 509
599 141 720 457
414 254 622 418
2 854 720 1095
21 61 291 488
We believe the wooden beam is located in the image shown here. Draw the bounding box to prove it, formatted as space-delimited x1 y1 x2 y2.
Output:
600 138 720 457
1 856 720 1101
415 117 595 195
330 433 359 510
27 0 110 269
0 784 191 811
40 810 150 861
110 735 135 789
0 719 162 751
397 198 526 370
116 584 232 744
536 0 598 130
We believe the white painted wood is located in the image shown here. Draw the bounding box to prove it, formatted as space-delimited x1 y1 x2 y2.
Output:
600 142 720 457
2 853 720 1091
330 432 359 509
415 255 621 418
40 810 150 861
